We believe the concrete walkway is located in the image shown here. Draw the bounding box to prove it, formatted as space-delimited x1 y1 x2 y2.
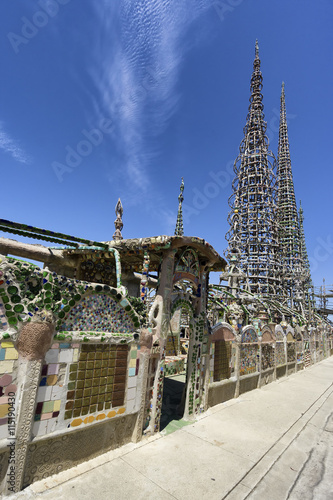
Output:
13 358 333 500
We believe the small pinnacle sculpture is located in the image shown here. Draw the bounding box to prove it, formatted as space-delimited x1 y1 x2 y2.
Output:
175 177 184 236
226 40 282 297
113 198 124 241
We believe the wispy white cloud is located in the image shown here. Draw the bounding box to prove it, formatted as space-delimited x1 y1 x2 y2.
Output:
90 0 216 201
0 122 31 164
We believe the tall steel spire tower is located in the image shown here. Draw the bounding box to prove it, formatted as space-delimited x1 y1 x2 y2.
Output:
298 201 315 310
226 41 282 297
277 82 301 307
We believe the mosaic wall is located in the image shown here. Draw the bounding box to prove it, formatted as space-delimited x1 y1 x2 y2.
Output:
0 299 8 331
61 294 135 333
213 340 235 381
164 356 186 376
276 342 286 366
241 329 257 343
261 344 274 370
65 344 129 419
240 344 259 375
296 341 303 363
0 341 18 440
287 342 296 363
165 334 179 356
32 341 140 438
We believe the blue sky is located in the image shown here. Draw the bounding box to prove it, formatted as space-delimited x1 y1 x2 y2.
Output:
0 0 332 298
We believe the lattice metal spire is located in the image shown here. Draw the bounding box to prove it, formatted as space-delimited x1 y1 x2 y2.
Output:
298 201 315 309
175 177 184 236
226 41 282 297
277 82 302 307
113 198 124 241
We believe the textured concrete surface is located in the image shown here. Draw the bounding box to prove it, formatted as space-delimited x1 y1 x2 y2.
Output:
10 357 333 500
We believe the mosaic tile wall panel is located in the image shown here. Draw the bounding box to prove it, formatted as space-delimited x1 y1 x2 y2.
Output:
33 343 78 438
296 341 303 363
65 344 129 420
276 342 286 366
0 299 8 331
165 335 179 356
240 344 259 375
241 329 257 343
143 356 158 431
61 294 134 333
261 344 274 370
287 342 296 363
0 342 18 440
164 355 186 376
213 340 234 381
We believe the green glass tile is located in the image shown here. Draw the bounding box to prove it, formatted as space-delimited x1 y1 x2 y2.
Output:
70 363 78 373
101 360 108 367
83 388 92 397
82 397 90 406
101 368 107 377
76 389 83 398
77 380 84 389
81 406 89 416
106 384 113 392
64 410 72 420
91 386 99 396
105 402 111 410
92 378 99 387
77 371 85 380
97 402 103 411
94 369 101 377
69 372 77 381
78 361 86 370
79 352 87 360
84 379 92 388
68 382 75 391
65 401 74 410
99 384 106 394
95 352 102 360
87 353 95 360
105 392 112 402
74 399 82 408
91 395 98 404
99 378 106 386
94 360 102 369
89 404 96 413
85 370 93 379
73 408 81 417
86 361 94 370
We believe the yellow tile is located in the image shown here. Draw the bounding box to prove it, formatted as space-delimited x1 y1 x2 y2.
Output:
1 342 14 348
53 400 61 412
46 375 58 386
96 413 106 421
70 418 83 427
73 349 79 362
5 348 18 360
107 410 116 418
129 359 136 368
0 404 9 418
84 415 95 424
117 407 126 415
0 361 14 374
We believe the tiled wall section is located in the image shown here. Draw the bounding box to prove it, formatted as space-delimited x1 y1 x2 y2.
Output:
213 341 235 382
0 301 8 331
33 342 140 437
240 344 258 376
60 294 135 333
276 342 286 366
0 342 18 440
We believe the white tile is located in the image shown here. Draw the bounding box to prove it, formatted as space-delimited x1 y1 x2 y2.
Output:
127 387 136 401
50 386 64 400
58 350 73 363
44 349 59 364
128 376 137 389
32 420 48 437
36 386 53 402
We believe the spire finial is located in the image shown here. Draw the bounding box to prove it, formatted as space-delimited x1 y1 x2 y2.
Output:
175 178 184 236
113 198 124 241
255 39 259 58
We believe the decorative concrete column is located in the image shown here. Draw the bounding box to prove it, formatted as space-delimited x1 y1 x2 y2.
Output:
2 319 54 495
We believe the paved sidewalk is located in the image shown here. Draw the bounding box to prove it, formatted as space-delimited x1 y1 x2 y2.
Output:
13 358 333 500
